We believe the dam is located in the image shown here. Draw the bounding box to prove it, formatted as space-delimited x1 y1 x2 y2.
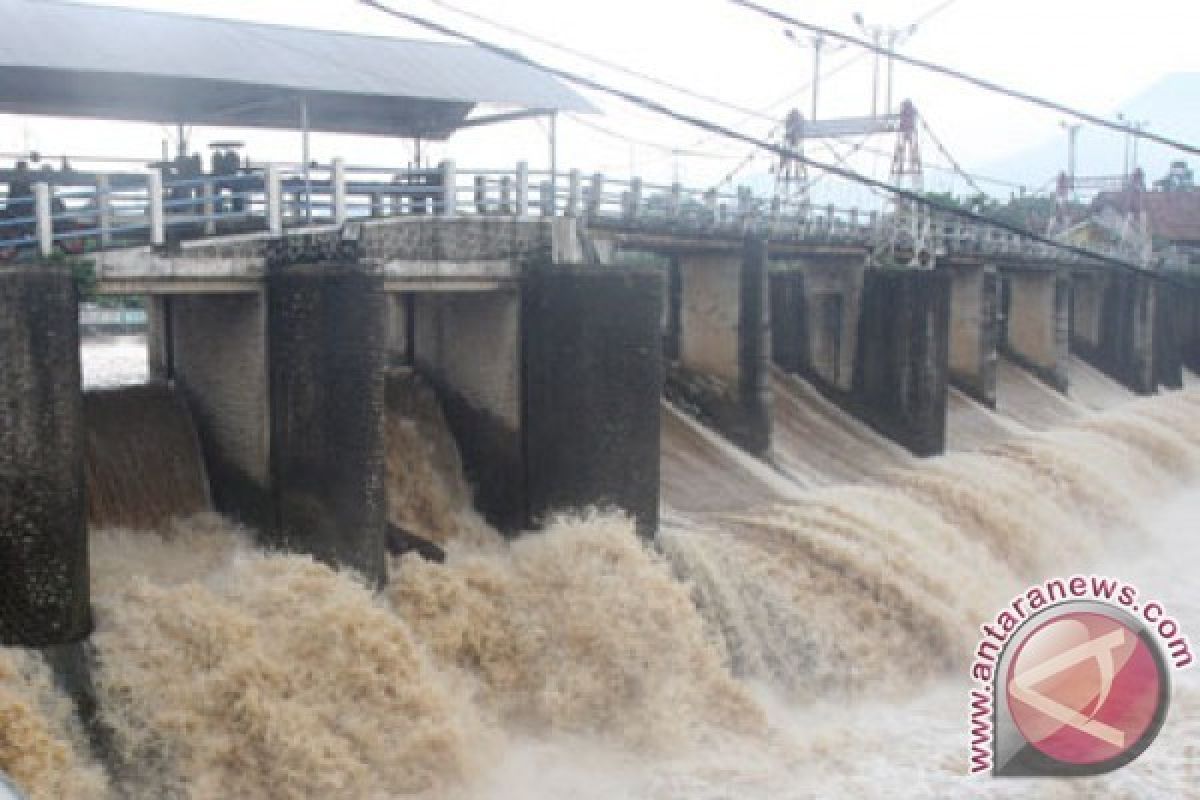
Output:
3 2 1200 798
4 185 1200 798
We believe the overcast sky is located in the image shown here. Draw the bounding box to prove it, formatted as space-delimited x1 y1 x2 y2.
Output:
4 0 1198 204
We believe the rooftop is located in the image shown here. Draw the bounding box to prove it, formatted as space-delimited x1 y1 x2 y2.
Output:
0 0 594 137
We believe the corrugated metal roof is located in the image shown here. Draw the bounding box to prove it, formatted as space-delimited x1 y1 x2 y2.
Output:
0 0 594 136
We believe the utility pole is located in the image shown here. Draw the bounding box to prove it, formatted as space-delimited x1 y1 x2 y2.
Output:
1131 118 1148 176
1060 121 1081 202
853 14 920 117
885 25 919 115
783 29 845 122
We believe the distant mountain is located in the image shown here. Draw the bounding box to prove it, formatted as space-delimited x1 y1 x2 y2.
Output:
981 73 1200 195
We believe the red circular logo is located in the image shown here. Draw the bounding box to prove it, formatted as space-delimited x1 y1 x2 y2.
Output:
1006 611 1164 765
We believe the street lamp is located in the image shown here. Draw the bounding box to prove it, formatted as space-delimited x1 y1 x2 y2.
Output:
1059 121 1081 202
853 13 919 117
783 29 846 122
1116 112 1149 179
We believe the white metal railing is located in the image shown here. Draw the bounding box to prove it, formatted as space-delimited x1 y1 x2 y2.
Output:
0 155 1131 266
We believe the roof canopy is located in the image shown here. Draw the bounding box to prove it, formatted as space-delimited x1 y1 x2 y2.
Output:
0 0 594 138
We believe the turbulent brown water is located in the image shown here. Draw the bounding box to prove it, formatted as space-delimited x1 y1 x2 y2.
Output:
0 650 109 799
3 343 1200 798
84 385 210 530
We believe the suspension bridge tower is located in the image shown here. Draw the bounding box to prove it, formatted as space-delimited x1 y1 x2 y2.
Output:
773 109 812 215
886 99 931 266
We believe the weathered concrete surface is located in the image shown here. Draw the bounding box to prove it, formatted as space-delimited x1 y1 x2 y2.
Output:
1001 270 1070 392
382 292 416 367
663 257 682 362
771 262 950 457
1071 270 1181 394
1153 280 1185 390
413 290 524 532
523 267 663 538
772 257 857 405
667 236 771 456
946 262 999 407
145 294 171 382
0 267 90 646
267 262 388 586
168 292 272 530
1163 275 1200 374
95 216 576 295
850 270 951 456
360 215 555 265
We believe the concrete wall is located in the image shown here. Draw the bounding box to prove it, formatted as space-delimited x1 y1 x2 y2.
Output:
383 292 414 367
145 295 170 383
1002 270 1070 391
771 262 950 457
523 267 663 537
663 257 682 362
679 253 742 382
1154 279 1184 390
0 267 90 646
267 263 388 586
1070 270 1179 394
169 292 272 529
793 258 865 391
361 216 553 265
1163 277 1200 374
1069 271 1107 350
947 262 999 407
851 270 951 456
413 290 524 531
667 237 771 456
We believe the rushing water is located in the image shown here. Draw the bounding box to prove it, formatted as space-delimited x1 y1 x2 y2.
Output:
1 340 1198 798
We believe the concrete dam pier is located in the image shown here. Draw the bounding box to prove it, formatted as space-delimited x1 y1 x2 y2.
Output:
2 214 1196 649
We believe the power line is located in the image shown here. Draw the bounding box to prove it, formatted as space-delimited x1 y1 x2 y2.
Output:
727 0 1200 159
565 112 737 157
919 116 988 197
757 0 959 122
357 0 1164 279
427 0 775 122
698 0 962 188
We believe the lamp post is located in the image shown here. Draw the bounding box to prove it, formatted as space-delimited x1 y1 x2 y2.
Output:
1117 113 1149 179
1059 121 1081 202
783 29 845 122
853 13 920 118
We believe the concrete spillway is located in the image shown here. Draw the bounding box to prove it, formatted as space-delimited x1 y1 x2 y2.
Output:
84 385 210 531
994 356 1082 430
768 368 912 487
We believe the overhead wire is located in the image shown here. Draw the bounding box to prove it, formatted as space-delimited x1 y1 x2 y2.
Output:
704 0 963 189
918 116 988 198
421 0 1071 196
357 0 1168 279
424 0 960 177
426 0 775 122
726 0 1200 158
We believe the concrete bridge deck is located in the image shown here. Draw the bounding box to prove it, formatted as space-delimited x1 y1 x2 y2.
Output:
1 157 1122 284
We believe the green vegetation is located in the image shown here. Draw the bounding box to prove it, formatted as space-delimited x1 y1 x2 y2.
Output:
921 191 1059 231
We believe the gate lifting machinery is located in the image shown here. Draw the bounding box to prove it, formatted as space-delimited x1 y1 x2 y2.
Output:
772 99 931 267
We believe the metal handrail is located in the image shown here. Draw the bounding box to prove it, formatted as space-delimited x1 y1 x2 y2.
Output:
0 156 1144 266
